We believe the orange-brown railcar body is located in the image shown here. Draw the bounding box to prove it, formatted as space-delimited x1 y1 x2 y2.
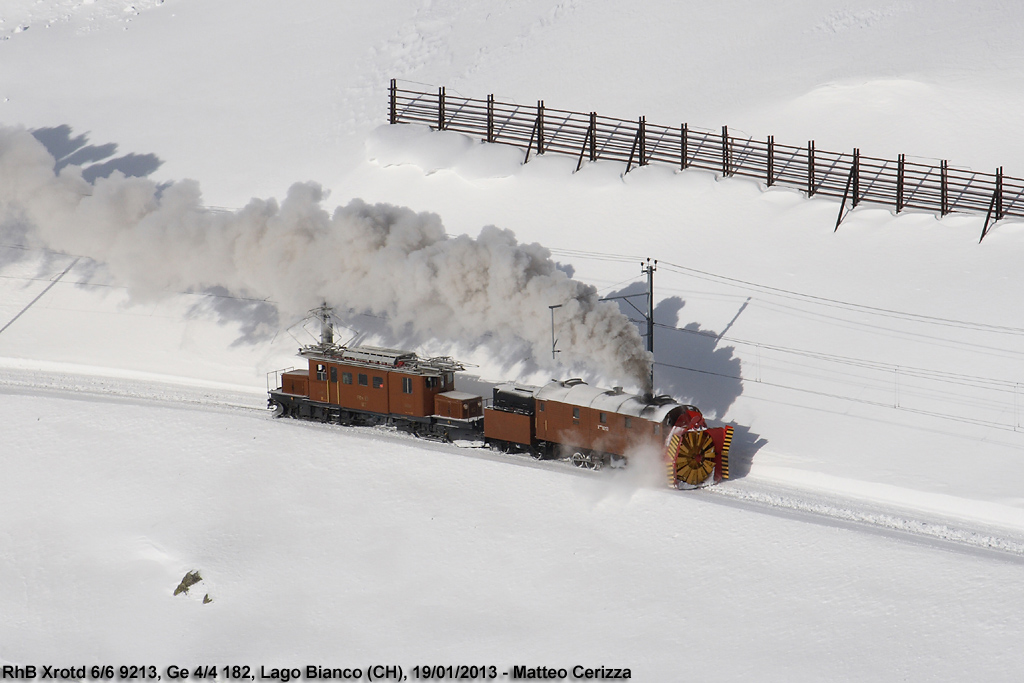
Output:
483 407 534 446
534 379 686 460
435 391 483 420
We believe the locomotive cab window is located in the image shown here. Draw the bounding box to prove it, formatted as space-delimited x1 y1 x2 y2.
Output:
373 376 384 389
599 412 607 424
538 402 545 412
358 373 368 386
425 377 438 389
316 364 327 381
402 377 413 394
572 407 580 419
342 372 352 385
330 367 337 382
653 424 660 435
624 417 632 429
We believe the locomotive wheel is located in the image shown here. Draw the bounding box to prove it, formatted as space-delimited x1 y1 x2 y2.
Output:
571 451 600 470
675 430 717 486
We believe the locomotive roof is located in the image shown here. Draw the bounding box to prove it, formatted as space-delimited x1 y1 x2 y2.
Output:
493 382 542 398
438 390 480 402
535 379 684 422
299 343 464 376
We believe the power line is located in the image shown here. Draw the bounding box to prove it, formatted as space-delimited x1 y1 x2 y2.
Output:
0 257 80 337
654 321 1021 391
0 243 274 304
536 244 1024 337
655 360 1019 432
657 259 1024 336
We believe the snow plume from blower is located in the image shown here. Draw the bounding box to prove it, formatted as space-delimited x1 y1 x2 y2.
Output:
0 126 652 388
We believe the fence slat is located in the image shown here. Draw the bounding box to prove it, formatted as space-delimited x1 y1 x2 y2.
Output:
390 83 1022 228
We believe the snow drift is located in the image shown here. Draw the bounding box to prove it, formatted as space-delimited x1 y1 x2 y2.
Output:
0 126 652 387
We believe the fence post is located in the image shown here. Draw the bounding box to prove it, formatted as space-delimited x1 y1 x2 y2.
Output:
767 135 775 186
980 184 999 242
389 79 397 124
808 140 816 196
575 121 593 173
721 125 730 176
639 117 647 166
487 94 494 143
941 160 949 215
438 86 445 130
537 100 545 155
625 127 640 174
997 166 1004 219
589 112 597 161
681 124 688 170
896 154 905 213
835 167 854 231
852 148 860 207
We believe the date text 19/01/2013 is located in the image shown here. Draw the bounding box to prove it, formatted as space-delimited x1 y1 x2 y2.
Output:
0 665 633 681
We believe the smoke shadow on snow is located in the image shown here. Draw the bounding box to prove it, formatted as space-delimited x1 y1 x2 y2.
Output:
31 125 163 183
1 127 165 271
606 282 767 478
186 287 281 347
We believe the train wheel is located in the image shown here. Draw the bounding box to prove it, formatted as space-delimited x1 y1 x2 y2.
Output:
675 430 717 486
572 451 600 470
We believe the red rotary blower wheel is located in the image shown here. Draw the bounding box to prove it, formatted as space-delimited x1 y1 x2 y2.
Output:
674 429 717 486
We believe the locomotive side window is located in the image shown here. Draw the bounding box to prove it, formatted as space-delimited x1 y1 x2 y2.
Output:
599 412 607 424
624 417 632 429
572 407 580 419
316 364 327 381
330 367 337 382
538 402 545 412
653 424 660 435
402 377 413 394
342 372 352 385
358 373 368 386
425 377 438 389
444 372 454 387
373 376 384 389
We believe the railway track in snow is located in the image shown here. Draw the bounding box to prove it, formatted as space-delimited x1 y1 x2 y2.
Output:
5 365 1024 563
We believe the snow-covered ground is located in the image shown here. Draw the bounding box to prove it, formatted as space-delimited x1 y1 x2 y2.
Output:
5 375 1024 681
4 0 1024 678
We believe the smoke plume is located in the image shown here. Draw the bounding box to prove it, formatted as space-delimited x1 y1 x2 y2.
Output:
0 125 652 387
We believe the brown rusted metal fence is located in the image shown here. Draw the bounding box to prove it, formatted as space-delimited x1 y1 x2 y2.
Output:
388 80 1022 241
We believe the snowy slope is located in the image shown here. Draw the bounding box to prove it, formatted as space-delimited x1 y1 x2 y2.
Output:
4 0 1024 677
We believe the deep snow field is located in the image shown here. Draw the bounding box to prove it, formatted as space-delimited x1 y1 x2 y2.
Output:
5 0 1024 679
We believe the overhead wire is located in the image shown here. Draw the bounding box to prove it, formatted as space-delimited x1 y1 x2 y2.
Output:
655 360 1018 432
0 242 274 304
657 259 1024 336
538 244 1024 337
653 321 1020 390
